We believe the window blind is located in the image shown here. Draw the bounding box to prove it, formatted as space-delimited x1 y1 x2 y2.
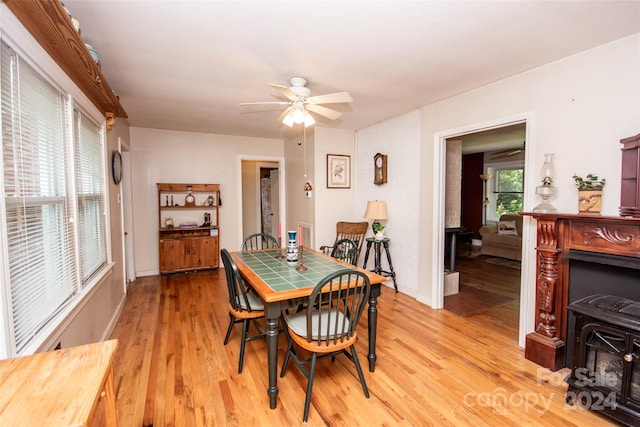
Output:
74 110 107 284
1 40 109 354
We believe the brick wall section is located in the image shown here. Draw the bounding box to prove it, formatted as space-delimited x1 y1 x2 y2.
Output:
445 140 462 228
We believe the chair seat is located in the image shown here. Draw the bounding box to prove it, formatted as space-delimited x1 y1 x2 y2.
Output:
285 308 350 341
238 291 264 310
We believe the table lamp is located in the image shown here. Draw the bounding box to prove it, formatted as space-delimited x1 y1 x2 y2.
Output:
364 200 388 240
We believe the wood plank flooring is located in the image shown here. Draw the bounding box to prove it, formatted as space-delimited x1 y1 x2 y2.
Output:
92 266 616 426
446 252 522 342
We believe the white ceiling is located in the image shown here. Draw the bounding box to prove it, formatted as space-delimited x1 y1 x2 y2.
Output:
63 1 640 140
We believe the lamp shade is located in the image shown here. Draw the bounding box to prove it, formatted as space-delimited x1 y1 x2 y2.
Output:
363 200 388 220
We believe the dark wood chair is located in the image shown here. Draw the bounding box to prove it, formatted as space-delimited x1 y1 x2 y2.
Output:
280 269 371 422
240 232 279 251
329 238 359 265
320 221 368 259
220 249 266 373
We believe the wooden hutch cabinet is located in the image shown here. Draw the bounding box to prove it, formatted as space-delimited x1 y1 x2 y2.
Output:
620 133 640 218
157 183 220 274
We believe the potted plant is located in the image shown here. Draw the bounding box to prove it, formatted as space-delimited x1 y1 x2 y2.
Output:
573 173 606 215
372 222 386 240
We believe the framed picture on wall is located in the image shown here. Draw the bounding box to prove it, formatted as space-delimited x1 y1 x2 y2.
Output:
327 154 350 188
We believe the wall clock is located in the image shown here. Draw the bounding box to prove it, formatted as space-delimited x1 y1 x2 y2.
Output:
374 153 387 185
111 151 122 184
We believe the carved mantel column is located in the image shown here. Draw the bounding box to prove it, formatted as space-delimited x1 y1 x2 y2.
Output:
521 212 640 371
524 215 565 370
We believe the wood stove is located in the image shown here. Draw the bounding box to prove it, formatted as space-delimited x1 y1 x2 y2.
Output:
521 213 640 371
567 294 640 426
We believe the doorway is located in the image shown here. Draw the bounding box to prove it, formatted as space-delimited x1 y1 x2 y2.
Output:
433 114 535 347
443 124 526 340
118 137 135 288
241 160 281 244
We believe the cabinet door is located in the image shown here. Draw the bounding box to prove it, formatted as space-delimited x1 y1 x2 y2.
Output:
189 237 218 268
180 238 195 269
206 236 219 267
160 239 182 272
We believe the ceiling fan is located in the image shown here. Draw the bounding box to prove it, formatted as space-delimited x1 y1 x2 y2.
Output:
491 142 525 160
240 77 353 127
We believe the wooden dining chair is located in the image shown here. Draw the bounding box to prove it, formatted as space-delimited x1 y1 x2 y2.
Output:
220 249 266 373
280 269 371 422
329 238 359 265
320 221 368 259
240 232 279 251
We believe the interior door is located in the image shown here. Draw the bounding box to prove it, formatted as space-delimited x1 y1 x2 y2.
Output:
121 150 136 283
260 177 272 235
269 169 280 237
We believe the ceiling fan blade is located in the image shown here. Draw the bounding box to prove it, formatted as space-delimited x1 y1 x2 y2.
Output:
306 104 342 120
306 91 353 105
491 149 522 159
240 101 290 106
269 84 298 101
492 142 525 155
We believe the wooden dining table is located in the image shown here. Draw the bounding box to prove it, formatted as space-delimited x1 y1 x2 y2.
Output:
230 247 386 409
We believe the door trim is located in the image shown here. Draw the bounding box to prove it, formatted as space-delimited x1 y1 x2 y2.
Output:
432 112 536 348
237 155 286 249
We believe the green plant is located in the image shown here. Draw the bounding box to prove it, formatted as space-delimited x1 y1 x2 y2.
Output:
372 222 385 233
572 173 606 190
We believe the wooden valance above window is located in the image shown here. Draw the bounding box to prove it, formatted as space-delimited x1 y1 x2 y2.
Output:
4 0 127 129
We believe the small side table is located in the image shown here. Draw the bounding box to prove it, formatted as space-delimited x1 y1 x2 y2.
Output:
363 237 398 292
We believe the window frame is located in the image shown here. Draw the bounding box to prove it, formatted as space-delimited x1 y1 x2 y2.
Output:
0 9 113 358
485 161 525 223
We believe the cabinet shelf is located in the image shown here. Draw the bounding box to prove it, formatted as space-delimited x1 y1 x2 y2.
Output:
160 226 218 231
160 206 217 210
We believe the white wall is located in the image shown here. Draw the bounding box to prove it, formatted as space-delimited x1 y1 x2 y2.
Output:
414 34 639 343
356 111 422 295
283 129 315 242
129 127 283 275
313 128 358 252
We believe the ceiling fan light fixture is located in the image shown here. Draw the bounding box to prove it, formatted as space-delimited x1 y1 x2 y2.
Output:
282 112 295 127
303 111 315 127
292 108 305 124
246 76 352 129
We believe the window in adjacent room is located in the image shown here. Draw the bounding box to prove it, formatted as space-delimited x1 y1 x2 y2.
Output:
491 166 524 219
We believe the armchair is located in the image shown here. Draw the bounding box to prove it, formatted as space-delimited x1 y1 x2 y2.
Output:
319 221 368 260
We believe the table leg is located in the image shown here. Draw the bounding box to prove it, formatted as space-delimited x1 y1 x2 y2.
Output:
381 241 398 293
374 243 382 275
362 240 373 269
103 365 117 426
265 308 280 409
449 231 457 272
367 285 380 372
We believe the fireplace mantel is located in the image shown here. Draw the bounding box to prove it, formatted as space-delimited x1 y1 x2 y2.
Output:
521 212 640 370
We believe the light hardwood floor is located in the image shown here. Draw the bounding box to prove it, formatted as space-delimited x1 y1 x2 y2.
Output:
93 267 616 426
448 251 522 342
